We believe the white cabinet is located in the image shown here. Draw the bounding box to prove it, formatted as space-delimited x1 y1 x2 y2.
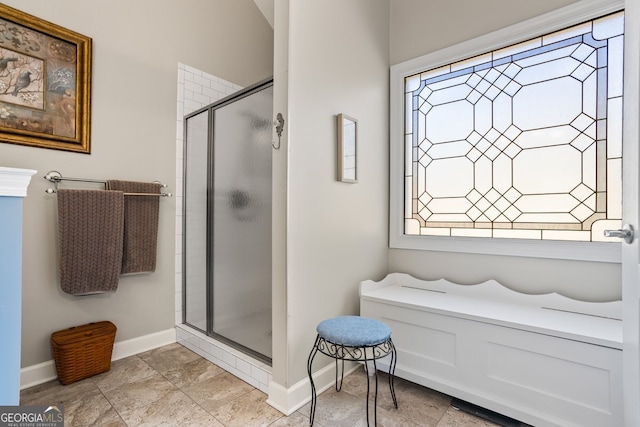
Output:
360 273 623 427
0 167 36 405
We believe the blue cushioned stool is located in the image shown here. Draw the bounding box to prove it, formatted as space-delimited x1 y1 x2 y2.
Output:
307 316 398 426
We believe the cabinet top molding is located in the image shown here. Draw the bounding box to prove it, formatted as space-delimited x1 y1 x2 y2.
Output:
0 167 37 197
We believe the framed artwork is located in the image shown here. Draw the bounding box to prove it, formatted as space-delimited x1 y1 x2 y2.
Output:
337 113 357 183
0 4 92 153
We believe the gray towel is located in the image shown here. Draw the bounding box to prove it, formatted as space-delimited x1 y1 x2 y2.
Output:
105 180 161 273
57 189 124 295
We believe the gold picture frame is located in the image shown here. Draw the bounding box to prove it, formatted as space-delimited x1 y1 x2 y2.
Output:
0 4 91 153
337 113 357 183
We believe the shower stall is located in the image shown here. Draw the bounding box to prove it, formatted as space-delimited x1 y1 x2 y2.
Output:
183 79 273 363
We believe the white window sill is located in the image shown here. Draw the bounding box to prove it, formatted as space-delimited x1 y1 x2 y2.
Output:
390 233 621 263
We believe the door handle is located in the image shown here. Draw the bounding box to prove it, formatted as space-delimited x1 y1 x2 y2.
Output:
604 224 635 244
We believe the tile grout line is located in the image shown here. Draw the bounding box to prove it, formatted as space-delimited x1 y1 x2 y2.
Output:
152 357 231 427
94 355 158 427
139 345 266 427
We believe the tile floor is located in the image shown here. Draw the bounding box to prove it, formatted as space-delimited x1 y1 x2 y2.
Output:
20 343 517 426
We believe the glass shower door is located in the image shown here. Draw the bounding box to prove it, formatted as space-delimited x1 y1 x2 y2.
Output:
212 85 273 359
184 109 209 332
184 81 273 362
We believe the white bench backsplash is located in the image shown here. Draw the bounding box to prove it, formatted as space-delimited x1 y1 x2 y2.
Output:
360 272 622 427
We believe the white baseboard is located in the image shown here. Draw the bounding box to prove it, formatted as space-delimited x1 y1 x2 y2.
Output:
110 328 176 361
267 361 360 415
20 328 176 390
20 361 57 391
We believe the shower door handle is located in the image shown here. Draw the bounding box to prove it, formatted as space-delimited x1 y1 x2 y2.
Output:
273 113 284 149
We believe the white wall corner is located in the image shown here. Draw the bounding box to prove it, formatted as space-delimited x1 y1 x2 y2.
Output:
0 167 37 198
266 361 360 415
253 0 274 28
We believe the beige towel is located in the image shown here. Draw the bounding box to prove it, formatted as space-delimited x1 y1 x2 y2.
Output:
106 180 161 273
57 189 124 295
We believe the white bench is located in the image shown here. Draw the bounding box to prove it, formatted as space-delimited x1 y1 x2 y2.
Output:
359 272 622 427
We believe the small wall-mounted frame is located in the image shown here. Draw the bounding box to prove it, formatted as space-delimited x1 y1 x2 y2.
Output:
337 114 357 183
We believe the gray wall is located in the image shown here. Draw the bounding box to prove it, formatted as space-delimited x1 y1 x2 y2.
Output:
271 0 391 387
391 0 577 65
0 0 273 367
388 0 621 302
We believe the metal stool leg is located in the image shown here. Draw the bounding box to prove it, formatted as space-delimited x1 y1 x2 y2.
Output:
335 346 345 392
361 348 382 427
363 349 372 427
307 335 321 426
373 355 380 427
388 339 398 409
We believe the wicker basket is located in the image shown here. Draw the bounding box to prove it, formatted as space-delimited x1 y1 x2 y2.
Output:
51 321 117 385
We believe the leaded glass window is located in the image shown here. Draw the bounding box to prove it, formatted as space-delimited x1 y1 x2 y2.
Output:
404 11 624 242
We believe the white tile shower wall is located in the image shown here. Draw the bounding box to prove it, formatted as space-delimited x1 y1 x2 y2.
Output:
176 62 242 326
175 64 273 390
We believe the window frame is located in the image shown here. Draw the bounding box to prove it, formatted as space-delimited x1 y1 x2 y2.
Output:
389 0 624 263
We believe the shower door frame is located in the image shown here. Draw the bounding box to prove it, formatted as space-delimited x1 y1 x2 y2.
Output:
182 78 273 365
